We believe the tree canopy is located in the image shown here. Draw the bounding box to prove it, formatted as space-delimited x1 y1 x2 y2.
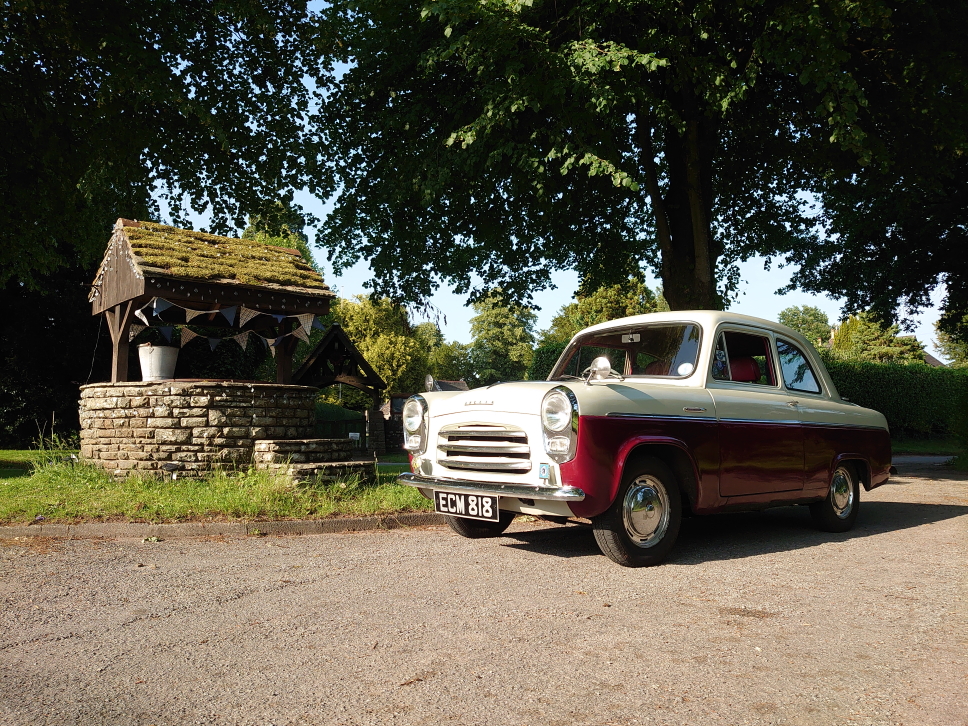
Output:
539 276 664 345
314 0 963 314
777 306 832 347
1 0 330 288
468 290 537 385
830 314 926 364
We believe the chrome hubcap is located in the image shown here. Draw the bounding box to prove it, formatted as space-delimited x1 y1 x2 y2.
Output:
830 467 855 519
622 475 670 548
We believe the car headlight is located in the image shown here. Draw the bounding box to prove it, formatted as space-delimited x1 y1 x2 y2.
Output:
541 386 578 464
402 395 428 454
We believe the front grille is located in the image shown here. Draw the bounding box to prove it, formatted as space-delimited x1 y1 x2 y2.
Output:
436 424 531 473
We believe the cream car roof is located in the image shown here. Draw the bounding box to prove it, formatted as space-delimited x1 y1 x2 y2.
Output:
574 310 807 345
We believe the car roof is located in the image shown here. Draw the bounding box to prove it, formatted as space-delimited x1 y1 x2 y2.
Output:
575 310 806 342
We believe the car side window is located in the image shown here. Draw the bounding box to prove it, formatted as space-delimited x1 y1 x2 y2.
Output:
712 329 777 386
777 339 822 394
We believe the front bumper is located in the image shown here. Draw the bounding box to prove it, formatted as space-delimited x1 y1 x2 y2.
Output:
397 472 586 501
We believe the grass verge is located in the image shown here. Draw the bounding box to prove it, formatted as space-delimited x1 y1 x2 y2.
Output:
0 459 431 525
891 437 965 456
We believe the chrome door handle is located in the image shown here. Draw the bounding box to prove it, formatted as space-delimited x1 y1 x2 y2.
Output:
787 400 799 407
683 407 707 412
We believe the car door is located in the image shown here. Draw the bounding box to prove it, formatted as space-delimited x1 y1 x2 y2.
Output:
706 326 805 497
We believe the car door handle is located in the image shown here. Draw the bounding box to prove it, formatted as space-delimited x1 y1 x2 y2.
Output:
787 400 799 407
683 407 707 412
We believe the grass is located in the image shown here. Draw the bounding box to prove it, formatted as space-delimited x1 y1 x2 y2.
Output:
891 437 965 456
0 457 431 525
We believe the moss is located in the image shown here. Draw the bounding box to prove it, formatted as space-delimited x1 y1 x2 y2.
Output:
125 221 330 291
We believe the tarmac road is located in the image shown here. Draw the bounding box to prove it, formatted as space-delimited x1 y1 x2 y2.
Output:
1 464 966 726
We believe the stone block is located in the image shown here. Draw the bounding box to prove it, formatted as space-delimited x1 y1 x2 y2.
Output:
128 397 148 408
180 417 208 427
156 428 191 444
190 396 211 407
147 417 179 428
192 427 221 439
222 427 249 438
163 396 192 407
152 405 173 417
208 410 229 425
150 452 172 461
127 451 150 461
171 452 197 462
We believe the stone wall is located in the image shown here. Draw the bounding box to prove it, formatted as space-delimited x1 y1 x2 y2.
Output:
79 382 318 476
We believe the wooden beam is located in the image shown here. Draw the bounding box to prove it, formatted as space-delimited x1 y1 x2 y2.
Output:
104 301 134 383
275 320 295 384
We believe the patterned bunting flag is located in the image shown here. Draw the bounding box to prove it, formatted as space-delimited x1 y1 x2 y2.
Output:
292 325 310 343
219 306 238 326
181 328 199 347
238 307 260 328
184 308 207 322
128 324 146 342
232 331 250 350
296 313 315 336
264 337 277 357
134 305 151 326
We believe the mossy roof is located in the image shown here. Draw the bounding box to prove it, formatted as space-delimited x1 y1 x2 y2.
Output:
123 220 331 294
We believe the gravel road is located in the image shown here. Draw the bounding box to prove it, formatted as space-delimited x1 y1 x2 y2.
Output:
2 464 966 726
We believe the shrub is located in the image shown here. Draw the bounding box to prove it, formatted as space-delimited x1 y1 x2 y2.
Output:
527 342 568 381
821 355 968 438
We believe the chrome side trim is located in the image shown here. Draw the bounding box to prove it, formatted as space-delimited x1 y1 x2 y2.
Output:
398 472 586 501
606 412 716 421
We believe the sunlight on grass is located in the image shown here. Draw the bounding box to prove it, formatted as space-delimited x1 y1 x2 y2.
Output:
0 460 431 524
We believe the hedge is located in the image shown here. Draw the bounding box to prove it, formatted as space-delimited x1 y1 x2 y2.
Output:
821 357 968 438
527 342 568 381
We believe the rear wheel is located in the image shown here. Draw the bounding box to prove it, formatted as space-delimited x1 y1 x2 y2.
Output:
445 510 516 539
810 464 860 532
592 457 682 567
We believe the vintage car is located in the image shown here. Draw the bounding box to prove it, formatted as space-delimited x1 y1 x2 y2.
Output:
398 311 892 567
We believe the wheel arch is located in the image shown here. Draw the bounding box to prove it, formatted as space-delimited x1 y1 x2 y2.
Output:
618 439 700 515
831 455 872 491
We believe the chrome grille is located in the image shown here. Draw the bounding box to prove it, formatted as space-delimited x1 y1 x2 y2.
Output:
436 424 531 473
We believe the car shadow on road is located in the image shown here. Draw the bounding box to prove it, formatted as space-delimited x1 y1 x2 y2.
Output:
498 500 968 563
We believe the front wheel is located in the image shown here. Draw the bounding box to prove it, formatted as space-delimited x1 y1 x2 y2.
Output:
810 464 860 532
445 510 516 539
592 457 682 567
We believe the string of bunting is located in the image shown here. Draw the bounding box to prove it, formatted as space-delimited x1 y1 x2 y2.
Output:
132 297 326 355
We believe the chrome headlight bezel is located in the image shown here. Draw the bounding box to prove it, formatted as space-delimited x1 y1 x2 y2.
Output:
541 386 578 464
402 395 428 455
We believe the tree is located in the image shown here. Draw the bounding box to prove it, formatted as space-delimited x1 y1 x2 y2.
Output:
468 291 537 385
935 318 968 368
1 0 329 289
540 276 664 346
315 0 949 311
777 306 832 347
428 341 474 383
331 295 429 397
830 314 925 364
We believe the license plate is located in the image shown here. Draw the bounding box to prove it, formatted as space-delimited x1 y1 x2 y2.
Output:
434 491 499 522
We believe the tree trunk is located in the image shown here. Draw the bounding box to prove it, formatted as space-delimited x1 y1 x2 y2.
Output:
641 108 721 311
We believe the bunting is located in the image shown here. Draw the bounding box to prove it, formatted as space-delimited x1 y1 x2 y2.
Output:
181 328 200 347
296 313 315 336
128 324 146 342
208 337 220 351
184 308 207 322
238 307 261 327
292 325 310 343
220 306 238 326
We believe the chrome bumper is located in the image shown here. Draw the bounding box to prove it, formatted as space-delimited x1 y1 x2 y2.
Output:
397 472 586 501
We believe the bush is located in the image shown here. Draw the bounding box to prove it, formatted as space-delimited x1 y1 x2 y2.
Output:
821 355 968 438
527 342 568 381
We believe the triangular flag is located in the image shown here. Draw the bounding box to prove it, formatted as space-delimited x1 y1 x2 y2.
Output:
219 306 238 326
292 325 310 343
238 307 260 327
271 314 286 323
185 308 207 322
158 326 174 343
232 331 250 350
152 298 173 313
264 338 277 358
134 306 150 326
181 328 199 347
128 324 146 342
312 316 326 331
296 313 315 336
208 337 220 351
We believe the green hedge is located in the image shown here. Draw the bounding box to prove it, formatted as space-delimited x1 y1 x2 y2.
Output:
822 357 968 438
527 342 568 381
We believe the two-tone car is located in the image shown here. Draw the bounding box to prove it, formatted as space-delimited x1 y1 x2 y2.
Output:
398 311 892 567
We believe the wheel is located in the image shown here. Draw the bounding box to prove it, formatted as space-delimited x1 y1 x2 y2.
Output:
445 510 516 539
592 457 682 567
810 464 860 532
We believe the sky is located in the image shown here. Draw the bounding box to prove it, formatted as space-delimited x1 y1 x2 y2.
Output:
308 232 948 361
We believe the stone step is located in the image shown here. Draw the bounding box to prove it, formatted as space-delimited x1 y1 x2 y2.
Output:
258 459 377 485
252 438 365 465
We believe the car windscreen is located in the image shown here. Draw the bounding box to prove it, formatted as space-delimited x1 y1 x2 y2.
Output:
549 323 702 380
